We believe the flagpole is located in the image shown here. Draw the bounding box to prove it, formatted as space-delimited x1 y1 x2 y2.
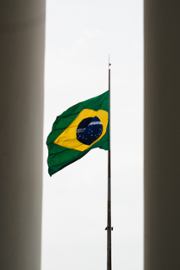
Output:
105 59 113 270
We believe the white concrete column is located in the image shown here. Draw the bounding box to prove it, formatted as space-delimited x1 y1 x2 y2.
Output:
144 1 180 269
0 1 45 269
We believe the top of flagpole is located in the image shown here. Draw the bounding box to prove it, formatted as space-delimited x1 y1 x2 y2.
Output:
108 55 111 92
108 55 111 70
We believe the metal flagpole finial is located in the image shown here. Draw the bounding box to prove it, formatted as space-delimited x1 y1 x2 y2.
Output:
108 55 111 69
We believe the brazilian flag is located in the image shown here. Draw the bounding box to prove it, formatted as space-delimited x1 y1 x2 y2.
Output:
47 91 109 176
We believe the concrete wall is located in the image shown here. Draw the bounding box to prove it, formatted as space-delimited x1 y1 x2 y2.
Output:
144 1 180 269
0 1 45 269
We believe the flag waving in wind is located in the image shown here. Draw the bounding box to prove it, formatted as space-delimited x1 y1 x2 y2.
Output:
47 91 109 176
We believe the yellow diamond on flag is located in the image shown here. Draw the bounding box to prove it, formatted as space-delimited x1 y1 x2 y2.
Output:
54 108 108 152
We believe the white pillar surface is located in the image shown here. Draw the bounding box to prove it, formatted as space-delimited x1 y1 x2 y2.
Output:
0 1 45 269
144 1 180 269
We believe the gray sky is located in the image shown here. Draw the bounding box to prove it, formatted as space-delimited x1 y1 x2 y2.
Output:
42 1 143 270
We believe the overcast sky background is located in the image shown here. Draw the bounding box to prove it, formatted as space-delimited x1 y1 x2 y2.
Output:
42 1 143 270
